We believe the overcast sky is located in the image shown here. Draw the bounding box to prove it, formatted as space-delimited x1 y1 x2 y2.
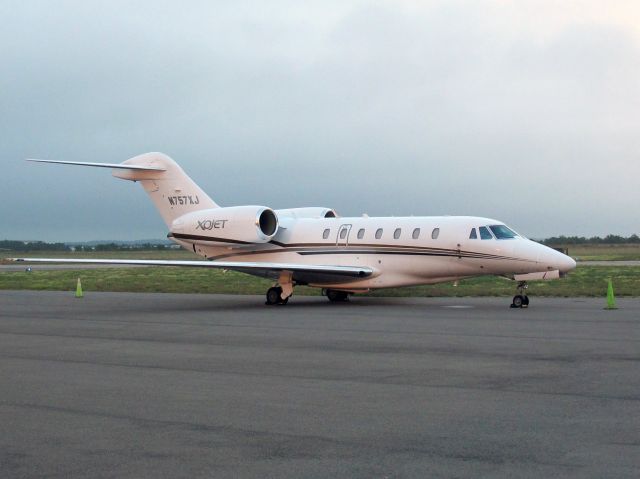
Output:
2 0 639 241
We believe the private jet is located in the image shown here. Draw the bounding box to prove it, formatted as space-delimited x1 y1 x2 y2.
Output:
16 153 576 306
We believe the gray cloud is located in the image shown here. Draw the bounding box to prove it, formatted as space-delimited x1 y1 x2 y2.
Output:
2 1 638 241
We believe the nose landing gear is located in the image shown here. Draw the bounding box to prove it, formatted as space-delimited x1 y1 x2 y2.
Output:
511 281 530 308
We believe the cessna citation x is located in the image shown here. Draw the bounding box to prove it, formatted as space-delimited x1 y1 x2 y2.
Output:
18 152 576 307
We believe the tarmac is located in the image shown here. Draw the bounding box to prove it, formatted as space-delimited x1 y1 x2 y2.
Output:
1 291 638 479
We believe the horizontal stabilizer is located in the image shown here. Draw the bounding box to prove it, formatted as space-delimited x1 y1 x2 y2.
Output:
26 159 166 171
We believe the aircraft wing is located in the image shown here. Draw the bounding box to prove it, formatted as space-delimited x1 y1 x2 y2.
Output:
10 258 374 284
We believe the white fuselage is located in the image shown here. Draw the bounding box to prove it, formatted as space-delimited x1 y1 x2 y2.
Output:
25 153 577 301
171 215 575 291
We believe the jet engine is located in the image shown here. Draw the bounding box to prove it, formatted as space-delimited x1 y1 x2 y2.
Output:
275 207 338 218
170 205 278 244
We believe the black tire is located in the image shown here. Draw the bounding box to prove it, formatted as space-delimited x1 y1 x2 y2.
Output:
512 295 524 308
522 295 530 307
266 287 282 305
327 289 349 302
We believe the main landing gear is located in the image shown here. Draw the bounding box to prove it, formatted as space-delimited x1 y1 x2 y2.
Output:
265 271 294 306
265 287 352 305
266 286 289 305
325 289 350 302
511 281 530 308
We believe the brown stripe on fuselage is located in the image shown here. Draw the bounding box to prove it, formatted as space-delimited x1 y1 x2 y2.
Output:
168 233 529 263
204 242 529 263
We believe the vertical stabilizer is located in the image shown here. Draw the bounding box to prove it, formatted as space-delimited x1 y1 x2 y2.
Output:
112 152 218 227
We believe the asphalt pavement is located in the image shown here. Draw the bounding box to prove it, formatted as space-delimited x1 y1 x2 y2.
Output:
1 291 638 478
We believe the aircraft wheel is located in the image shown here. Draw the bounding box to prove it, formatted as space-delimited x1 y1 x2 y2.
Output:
327 289 349 302
511 294 524 308
522 295 530 307
266 287 282 305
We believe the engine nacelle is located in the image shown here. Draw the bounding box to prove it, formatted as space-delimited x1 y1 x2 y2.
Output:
170 205 278 244
275 207 338 219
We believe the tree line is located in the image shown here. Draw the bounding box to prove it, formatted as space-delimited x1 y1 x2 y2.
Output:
0 240 173 252
541 234 640 245
0 240 68 251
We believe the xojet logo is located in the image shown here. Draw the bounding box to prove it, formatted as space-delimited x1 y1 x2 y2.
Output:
196 219 228 230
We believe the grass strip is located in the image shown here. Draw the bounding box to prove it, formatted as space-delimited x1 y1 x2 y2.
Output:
0 265 638 297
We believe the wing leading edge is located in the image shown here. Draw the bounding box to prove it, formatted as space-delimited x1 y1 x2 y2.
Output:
10 258 374 284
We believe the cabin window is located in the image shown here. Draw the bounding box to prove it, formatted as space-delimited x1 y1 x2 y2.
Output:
394 228 401 239
357 228 365 239
431 228 440 239
469 228 477 239
412 228 420 239
479 226 493 240
339 228 348 240
489 224 518 239
375 228 383 239
322 228 330 239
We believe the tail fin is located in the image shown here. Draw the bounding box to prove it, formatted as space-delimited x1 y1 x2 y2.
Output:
113 152 218 227
28 152 218 227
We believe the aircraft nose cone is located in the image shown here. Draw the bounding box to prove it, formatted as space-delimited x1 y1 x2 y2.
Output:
549 248 576 274
559 254 577 273
533 242 576 274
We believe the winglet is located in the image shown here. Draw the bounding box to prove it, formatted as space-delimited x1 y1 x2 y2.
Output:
26 159 166 171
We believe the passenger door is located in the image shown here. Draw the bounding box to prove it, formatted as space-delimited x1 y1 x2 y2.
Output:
336 224 352 247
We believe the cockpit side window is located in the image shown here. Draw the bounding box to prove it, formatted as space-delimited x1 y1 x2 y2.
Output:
469 228 477 239
479 226 493 240
489 224 518 239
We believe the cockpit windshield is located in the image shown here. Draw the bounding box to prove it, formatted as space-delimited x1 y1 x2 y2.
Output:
489 224 518 239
